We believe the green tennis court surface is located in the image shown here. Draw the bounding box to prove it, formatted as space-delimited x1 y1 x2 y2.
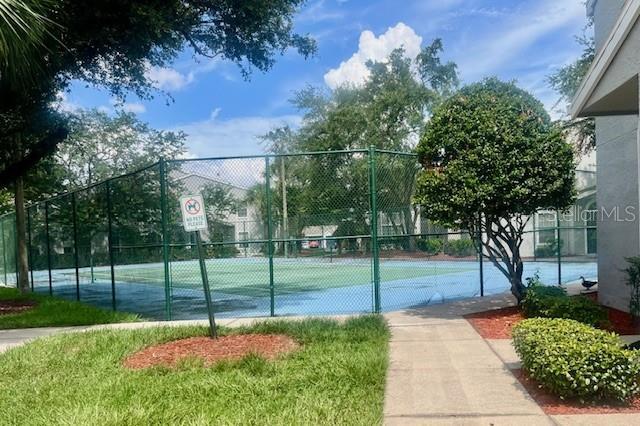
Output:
74 260 474 298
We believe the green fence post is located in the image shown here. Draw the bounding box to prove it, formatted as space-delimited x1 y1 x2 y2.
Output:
368 146 381 313
13 216 19 286
1 219 6 286
159 159 172 320
26 207 34 291
477 216 484 297
265 156 275 317
44 202 52 295
532 214 538 261
556 211 562 285
71 193 80 301
106 181 116 311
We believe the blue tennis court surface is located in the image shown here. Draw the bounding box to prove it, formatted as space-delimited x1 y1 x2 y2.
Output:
32 258 597 320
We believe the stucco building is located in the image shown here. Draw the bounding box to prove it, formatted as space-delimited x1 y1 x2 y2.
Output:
572 0 640 311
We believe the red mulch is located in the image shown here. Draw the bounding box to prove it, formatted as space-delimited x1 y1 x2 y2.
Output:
464 306 524 339
0 299 37 315
465 292 640 339
123 334 299 370
513 369 640 415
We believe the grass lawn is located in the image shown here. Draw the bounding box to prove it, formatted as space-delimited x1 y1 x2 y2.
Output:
73 259 471 297
0 316 389 425
0 287 139 329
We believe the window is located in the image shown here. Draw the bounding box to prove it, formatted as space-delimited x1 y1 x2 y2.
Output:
237 204 248 218
239 231 249 248
536 212 557 244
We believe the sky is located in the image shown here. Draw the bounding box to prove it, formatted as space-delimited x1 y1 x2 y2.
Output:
60 0 591 159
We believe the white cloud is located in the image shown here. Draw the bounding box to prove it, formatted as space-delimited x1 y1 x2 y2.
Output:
170 114 302 159
54 92 80 112
145 59 221 92
209 107 222 120
324 22 423 89
145 66 194 91
121 102 146 114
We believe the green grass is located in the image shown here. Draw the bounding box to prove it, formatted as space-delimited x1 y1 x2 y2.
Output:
0 316 389 425
0 287 139 329
74 259 471 297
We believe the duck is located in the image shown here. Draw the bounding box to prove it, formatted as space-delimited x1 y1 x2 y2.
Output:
580 276 598 290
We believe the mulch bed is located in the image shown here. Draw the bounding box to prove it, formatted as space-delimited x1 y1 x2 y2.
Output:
513 369 640 415
0 299 37 316
464 306 524 339
123 334 299 370
465 292 640 339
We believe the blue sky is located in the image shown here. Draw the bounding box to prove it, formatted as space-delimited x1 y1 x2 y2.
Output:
60 0 590 158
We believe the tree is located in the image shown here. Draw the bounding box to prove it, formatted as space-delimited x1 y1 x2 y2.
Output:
201 183 238 239
0 0 315 292
261 40 458 252
1 0 316 181
0 0 57 88
56 109 186 188
415 78 576 302
548 28 595 154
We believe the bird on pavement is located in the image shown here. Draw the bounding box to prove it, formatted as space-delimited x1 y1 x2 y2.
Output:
580 276 598 290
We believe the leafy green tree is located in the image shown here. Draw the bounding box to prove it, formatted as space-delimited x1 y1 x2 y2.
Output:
21 110 188 270
1 0 315 292
201 183 238 239
415 78 576 301
56 109 186 188
262 41 458 251
1 0 315 181
548 29 595 154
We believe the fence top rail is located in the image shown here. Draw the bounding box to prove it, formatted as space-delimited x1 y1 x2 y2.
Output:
373 149 419 157
22 161 162 212
1 147 417 221
166 148 384 164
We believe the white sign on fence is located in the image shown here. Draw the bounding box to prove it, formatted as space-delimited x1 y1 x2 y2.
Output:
180 194 208 232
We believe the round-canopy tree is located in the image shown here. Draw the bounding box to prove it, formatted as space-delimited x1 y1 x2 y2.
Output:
415 78 576 301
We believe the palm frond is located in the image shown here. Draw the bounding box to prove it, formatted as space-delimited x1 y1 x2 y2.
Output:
0 0 58 88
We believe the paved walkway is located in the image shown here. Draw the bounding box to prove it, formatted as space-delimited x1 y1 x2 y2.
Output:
382 292 640 425
4 292 640 425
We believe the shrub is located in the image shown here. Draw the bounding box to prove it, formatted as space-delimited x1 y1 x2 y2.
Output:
534 245 555 258
417 238 442 255
444 238 475 257
534 238 563 258
624 256 640 318
523 291 607 328
522 279 607 327
513 318 640 401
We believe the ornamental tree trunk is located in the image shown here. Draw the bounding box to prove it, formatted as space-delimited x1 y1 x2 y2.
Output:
15 175 30 294
476 215 529 303
510 263 526 302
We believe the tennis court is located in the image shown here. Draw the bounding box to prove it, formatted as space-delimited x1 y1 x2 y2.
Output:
0 149 598 320
31 256 597 320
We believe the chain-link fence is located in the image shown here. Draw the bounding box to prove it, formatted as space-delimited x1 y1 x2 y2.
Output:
0 149 597 319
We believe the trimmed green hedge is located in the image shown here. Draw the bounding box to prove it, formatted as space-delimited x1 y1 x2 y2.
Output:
522 285 607 327
444 238 475 257
416 238 442 255
513 318 640 402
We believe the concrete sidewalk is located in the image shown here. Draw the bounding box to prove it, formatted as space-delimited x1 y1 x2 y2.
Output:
382 293 640 425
